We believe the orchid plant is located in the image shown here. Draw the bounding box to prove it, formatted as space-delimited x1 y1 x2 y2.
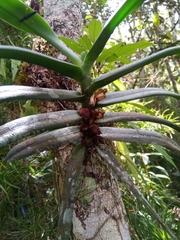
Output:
0 0 180 239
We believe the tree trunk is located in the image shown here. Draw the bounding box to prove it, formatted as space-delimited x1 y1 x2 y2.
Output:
43 0 131 239
72 151 131 240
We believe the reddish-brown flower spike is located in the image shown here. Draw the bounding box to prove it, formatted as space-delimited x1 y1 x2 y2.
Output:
79 108 90 120
90 109 99 118
79 107 104 146
80 122 89 131
89 124 101 135
89 117 95 125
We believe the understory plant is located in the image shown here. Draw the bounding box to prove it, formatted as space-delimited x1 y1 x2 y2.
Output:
1 0 180 239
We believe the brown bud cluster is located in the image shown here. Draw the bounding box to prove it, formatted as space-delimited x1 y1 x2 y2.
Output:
79 108 105 145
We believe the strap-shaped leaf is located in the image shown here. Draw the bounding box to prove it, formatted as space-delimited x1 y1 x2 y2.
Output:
96 88 180 107
0 85 84 103
0 46 83 81
58 143 85 239
100 127 180 152
96 144 178 240
0 110 81 147
0 0 82 65
87 46 180 94
96 112 180 132
5 126 82 162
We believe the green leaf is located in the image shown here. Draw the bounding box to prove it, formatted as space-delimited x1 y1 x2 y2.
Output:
97 40 153 63
153 13 160 27
116 141 139 180
11 59 21 81
87 46 180 95
127 102 154 115
0 59 6 78
152 166 169 176
88 20 102 43
153 145 177 169
112 80 126 91
59 36 84 54
0 46 83 81
118 56 131 64
0 0 81 65
0 184 10 200
82 0 145 72
150 173 169 179
21 100 38 116
78 35 92 50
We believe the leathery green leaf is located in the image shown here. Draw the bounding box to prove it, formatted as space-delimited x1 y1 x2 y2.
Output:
5 126 82 162
57 143 85 238
0 0 82 65
0 46 83 81
0 85 84 103
87 46 180 94
100 127 180 153
96 88 180 107
0 110 81 148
